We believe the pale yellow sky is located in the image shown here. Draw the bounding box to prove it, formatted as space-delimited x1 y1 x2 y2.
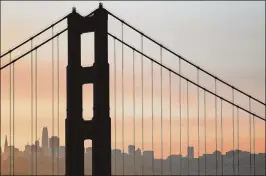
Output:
0 1 265 157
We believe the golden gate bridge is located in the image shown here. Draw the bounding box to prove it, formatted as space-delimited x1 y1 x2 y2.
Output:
0 3 265 176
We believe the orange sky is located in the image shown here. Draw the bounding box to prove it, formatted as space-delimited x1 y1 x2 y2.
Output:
0 1 265 159
0 58 265 158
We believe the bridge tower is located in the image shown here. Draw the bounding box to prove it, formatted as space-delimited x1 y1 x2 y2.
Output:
66 3 111 176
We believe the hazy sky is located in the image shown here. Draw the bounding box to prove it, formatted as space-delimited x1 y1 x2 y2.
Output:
0 1 265 157
1 1 265 99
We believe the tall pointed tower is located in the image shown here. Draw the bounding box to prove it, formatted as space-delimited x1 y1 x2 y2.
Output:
4 135 8 153
42 127 48 148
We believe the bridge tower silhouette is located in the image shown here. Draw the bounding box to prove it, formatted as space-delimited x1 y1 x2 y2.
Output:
66 4 111 176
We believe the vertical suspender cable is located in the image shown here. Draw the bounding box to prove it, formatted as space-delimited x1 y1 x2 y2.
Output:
133 49 135 175
52 26 55 176
253 115 255 175
31 39 34 176
12 50 15 176
215 79 217 175
204 90 207 176
237 108 240 175
113 39 117 175
249 97 252 175
141 35 144 176
197 69 200 175
121 23 125 176
160 46 163 175
0 20 1 176
232 89 235 175
57 36 60 175
187 80 189 175
35 49 38 176
221 99 223 175
113 37 117 173
169 71 172 175
151 54 154 175
179 58 182 175
9 52 12 176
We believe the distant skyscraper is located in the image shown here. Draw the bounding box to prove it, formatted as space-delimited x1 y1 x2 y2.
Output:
112 149 121 156
42 127 49 148
143 151 154 159
25 143 31 154
187 146 194 159
4 135 8 153
143 151 154 167
49 136 60 154
35 140 40 147
128 145 135 156
135 148 141 158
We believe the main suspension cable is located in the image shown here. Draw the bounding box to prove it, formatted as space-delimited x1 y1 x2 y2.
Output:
1 28 67 71
106 10 265 107
0 13 69 59
107 32 265 121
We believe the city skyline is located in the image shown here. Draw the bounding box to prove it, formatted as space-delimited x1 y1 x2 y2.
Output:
0 109 265 157
0 126 265 175
1 126 265 159
2 126 266 157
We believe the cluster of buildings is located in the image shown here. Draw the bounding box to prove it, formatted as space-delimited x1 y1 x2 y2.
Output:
108 145 265 175
0 127 265 175
1 127 62 161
